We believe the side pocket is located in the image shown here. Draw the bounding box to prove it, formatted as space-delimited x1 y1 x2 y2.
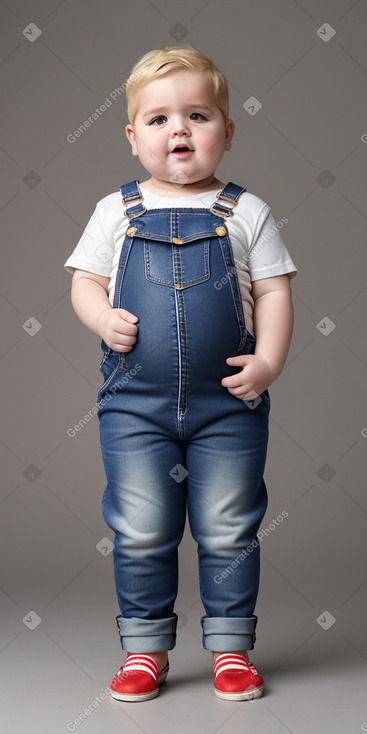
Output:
260 389 271 408
99 346 113 375
97 351 126 402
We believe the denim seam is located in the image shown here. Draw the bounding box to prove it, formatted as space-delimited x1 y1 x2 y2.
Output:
97 363 121 400
137 230 222 242
99 348 112 371
219 237 247 350
97 354 126 399
260 391 271 408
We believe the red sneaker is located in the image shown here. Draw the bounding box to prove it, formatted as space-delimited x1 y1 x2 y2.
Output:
213 653 264 701
110 654 169 702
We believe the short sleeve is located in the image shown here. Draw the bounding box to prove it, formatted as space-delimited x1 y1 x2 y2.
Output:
64 200 116 277
247 204 297 281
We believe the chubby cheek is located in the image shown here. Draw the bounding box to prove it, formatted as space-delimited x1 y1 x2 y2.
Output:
140 146 153 159
146 148 165 164
139 139 162 160
205 140 225 162
204 129 226 153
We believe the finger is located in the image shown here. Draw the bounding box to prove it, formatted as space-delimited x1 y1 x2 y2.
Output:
118 308 139 323
115 333 137 346
228 386 259 399
221 373 248 389
226 355 250 366
226 387 247 398
113 343 134 353
117 320 139 336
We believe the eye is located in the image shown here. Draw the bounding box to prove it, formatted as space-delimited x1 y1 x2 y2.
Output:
189 112 206 121
151 116 167 125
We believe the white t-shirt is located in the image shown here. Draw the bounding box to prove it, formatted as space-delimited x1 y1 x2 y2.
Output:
64 184 297 336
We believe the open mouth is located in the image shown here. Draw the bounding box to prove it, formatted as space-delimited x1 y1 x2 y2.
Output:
171 145 193 158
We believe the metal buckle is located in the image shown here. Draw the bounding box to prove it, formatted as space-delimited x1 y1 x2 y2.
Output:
211 204 234 218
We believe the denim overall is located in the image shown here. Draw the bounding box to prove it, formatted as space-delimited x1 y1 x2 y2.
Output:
97 180 270 654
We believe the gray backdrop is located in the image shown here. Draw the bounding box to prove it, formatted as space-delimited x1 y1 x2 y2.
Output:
1 1 366 733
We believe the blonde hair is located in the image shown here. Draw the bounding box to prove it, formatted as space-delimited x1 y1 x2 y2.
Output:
126 46 229 124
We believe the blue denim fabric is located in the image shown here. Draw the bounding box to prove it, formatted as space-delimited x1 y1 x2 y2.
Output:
97 181 270 653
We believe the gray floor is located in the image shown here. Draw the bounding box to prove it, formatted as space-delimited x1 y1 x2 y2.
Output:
2 524 366 734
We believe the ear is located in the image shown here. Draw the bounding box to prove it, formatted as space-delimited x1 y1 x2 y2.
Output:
224 118 235 151
125 124 138 156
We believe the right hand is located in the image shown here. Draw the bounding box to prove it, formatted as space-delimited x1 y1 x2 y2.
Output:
97 308 139 352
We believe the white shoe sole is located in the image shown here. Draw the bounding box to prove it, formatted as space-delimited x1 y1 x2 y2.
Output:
110 687 160 702
215 685 263 701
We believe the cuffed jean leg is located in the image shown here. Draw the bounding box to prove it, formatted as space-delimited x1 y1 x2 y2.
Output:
99 410 187 650
186 403 269 650
200 615 258 651
116 614 178 652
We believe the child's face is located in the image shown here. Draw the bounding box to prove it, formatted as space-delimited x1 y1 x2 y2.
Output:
125 72 234 191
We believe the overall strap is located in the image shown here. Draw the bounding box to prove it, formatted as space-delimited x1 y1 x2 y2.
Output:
210 182 246 218
120 179 146 219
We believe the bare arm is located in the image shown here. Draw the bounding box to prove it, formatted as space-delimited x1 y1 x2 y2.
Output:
70 269 138 352
221 274 294 400
252 274 294 378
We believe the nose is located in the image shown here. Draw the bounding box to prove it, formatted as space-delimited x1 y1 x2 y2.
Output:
169 117 191 138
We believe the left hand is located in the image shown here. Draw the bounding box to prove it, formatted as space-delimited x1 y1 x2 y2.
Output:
221 354 273 401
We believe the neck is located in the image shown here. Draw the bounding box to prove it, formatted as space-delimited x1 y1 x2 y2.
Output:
140 176 223 197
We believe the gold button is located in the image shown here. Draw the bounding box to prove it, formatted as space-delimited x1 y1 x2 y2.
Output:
172 237 183 245
215 225 227 237
127 226 137 237
174 283 183 289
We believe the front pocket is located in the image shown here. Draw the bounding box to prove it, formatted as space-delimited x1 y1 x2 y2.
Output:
98 352 126 400
144 240 210 288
